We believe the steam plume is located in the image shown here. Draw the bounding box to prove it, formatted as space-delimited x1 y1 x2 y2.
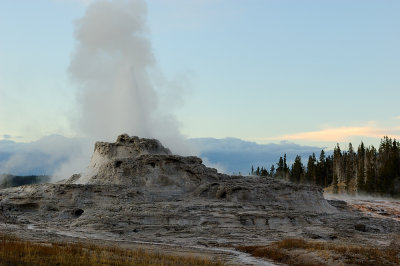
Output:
1 0 194 181
69 0 187 152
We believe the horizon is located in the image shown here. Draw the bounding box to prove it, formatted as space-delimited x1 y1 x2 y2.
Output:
1 133 396 176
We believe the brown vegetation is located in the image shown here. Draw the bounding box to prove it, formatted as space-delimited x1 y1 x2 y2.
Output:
0 234 223 266
238 238 400 266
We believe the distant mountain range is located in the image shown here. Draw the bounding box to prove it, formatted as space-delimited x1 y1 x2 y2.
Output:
189 138 325 174
0 135 325 176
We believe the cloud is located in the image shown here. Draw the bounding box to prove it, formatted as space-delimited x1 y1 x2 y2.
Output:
261 125 400 142
0 135 87 177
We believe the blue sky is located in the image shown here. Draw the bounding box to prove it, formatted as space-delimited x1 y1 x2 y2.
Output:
1 0 400 150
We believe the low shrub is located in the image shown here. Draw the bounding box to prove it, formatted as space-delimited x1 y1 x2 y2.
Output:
238 238 400 266
0 234 222 266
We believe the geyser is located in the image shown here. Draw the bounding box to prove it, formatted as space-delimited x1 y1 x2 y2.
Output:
68 0 187 152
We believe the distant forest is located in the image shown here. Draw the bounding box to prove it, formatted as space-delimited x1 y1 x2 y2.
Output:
252 136 400 195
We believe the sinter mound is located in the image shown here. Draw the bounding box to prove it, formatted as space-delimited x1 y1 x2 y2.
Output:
65 134 334 212
1 134 399 257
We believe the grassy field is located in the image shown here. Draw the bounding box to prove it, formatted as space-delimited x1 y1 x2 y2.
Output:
238 238 400 266
0 234 223 266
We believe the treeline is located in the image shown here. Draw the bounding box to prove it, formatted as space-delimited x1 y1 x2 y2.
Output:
251 136 400 195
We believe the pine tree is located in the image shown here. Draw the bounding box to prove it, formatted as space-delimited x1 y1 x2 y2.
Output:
260 167 268 176
277 157 284 172
356 142 366 192
275 157 284 178
365 146 377 193
305 153 316 184
325 155 334 187
270 165 275 177
345 143 355 192
333 144 342 185
391 139 400 194
311 153 317 184
393 139 400 179
316 150 326 186
283 154 289 178
378 136 394 193
290 155 304 183
252 136 399 195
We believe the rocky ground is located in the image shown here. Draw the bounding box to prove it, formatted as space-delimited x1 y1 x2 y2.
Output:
1 135 399 265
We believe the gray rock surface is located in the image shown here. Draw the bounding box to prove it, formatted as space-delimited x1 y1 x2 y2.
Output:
1 134 400 263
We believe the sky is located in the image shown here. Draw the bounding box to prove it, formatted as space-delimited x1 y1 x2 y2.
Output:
1 0 400 151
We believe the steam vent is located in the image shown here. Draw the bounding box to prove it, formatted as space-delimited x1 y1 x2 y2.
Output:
1 134 400 257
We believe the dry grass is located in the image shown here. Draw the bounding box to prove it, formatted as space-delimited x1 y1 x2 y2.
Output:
238 238 400 266
0 233 223 266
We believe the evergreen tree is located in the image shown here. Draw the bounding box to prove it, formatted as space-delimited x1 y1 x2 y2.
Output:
305 153 316 184
316 150 326 186
325 155 334 186
249 136 400 195
283 154 289 173
392 139 400 178
312 153 317 184
333 143 343 187
260 167 268 176
365 146 377 193
376 136 400 194
345 143 355 192
275 157 285 178
290 155 304 183
270 165 275 177
378 136 394 193
277 157 284 172
356 142 366 192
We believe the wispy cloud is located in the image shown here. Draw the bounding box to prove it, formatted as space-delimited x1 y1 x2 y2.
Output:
259 125 400 142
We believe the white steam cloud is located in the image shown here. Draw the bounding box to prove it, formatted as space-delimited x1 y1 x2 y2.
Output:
1 0 195 180
69 0 186 148
56 0 195 178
